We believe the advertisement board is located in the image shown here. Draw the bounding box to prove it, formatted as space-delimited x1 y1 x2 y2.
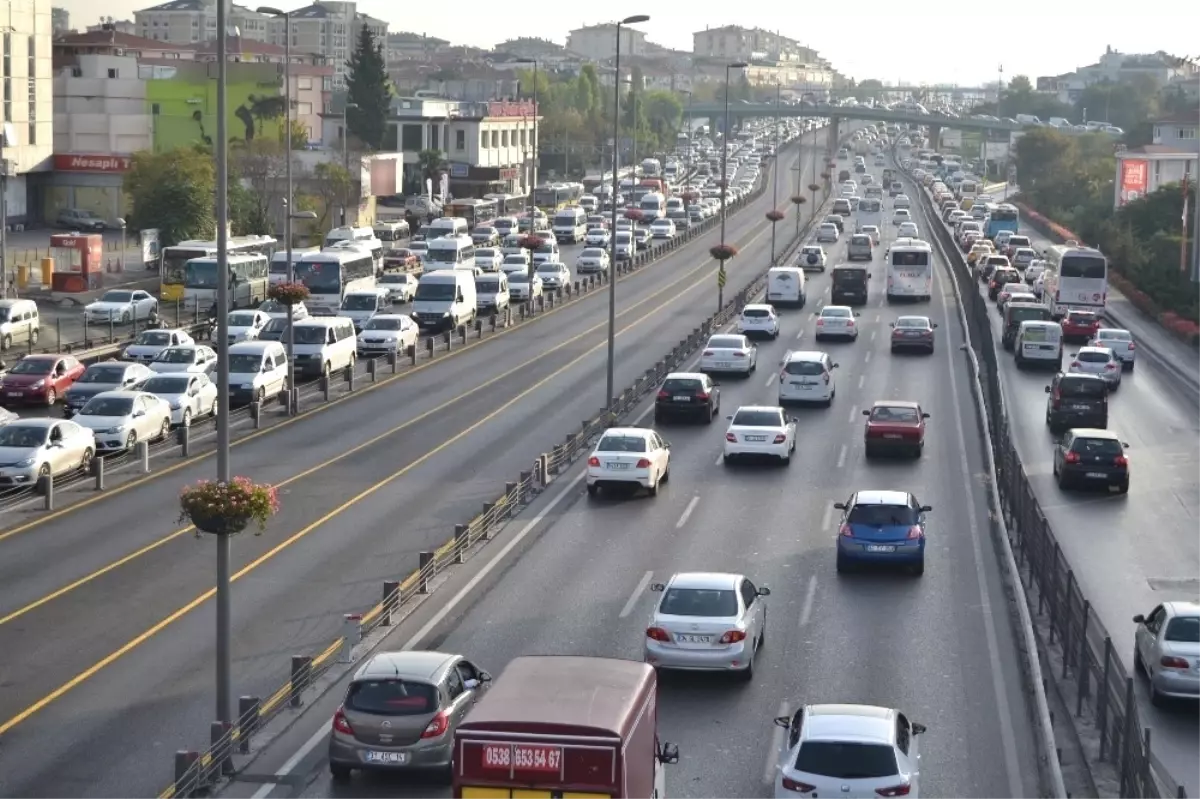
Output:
1118 158 1148 206
145 62 285 152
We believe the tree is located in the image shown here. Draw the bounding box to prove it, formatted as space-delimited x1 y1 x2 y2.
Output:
345 26 390 150
1014 127 1079 203
125 147 214 246
1074 74 1160 134
1008 74 1034 94
417 148 448 183
307 162 351 233
642 90 682 152
231 138 285 233
853 78 884 102
280 118 309 150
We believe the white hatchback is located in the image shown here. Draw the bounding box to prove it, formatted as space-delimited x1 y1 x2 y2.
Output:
737 304 780 339
1068 346 1122 389
778 350 837 405
585 427 670 497
700 333 758 375
897 221 919 239
650 219 676 239
814 306 860 341
722 405 797 464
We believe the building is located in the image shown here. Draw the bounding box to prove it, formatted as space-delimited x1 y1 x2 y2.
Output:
1042 47 1200 105
1 0 54 227
134 0 274 45
270 2 386 89
566 23 644 62
51 6 70 35
493 37 568 61
1113 115 1198 208
385 31 450 62
691 25 818 64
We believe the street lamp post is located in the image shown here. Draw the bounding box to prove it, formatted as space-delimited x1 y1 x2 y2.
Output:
515 58 540 292
770 82 780 263
717 61 748 310
605 14 649 410
118 218 128 275
681 90 693 191
341 101 360 226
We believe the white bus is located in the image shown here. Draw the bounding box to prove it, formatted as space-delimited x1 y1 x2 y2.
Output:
425 235 477 271
294 246 376 311
269 247 317 286
324 226 383 269
183 253 270 308
886 239 934 302
957 179 980 208
1041 243 1108 318
552 206 587 244
160 234 277 303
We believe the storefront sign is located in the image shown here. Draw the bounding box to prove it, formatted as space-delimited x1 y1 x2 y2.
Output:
53 154 133 173
467 166 519 182
449 162 470 179
1117 159 1148 206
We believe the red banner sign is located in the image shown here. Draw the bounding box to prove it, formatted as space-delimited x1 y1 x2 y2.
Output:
487 100 538 119
1118 158 1148 206
53 154 133 173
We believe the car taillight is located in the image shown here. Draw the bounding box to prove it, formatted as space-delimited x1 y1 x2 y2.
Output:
1064 451 1081 464
839 523 853 537
907 525 923 540
773 434 787 444
703 350 714 355
1114 455 1128 467
422 710 450 739
816 319 824 326
823 373 830 384
719 630 747 644
781 776 816 793
725 432 737 442
657 389 670 399
876 783 912 796
695 392 710 400
646 626 670 642
1105 363 1116 370
1161 655 1190 669
332 708 354 735
1128 342 1135 350
733 351 746 357
846 320 855 327
1070 361 1081 368
635 458 651 468
587 456 600 467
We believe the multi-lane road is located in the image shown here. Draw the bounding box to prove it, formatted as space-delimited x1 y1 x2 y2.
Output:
219 155 1042 799
0 127 840 797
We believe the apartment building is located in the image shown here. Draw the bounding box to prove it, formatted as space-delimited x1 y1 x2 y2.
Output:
87 20 137 35
692 25 818 63
1113 115 1198 208
135 0 273 45
385 31 450 62
271 2 386 88
2 0 55 226
566 23 645 61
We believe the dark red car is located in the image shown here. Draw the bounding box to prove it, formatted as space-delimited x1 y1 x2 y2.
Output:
382 248 419 272
0 354 85 406
863 401 930 458
1061 310 1101 343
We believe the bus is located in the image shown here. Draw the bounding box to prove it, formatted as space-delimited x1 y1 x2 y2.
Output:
159 235 277 303
582 170 634 196
182 253 270 309
985 203 1020 239
957 179 980 208
425 235 477 271
483 192 529 216
444 198 498 229
324 226 383 270
1041 243 1108 318
269 247 317 286
533 182 584 212
886 239 934 302
294 244 377 311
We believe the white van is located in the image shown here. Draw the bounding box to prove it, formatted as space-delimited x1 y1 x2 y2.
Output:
475 272 510 315
227 340 289 405
290 316 357 379
0 298 40 351
340 288 393 331
639 192 666 222
426 216 469 239
1014 320 1064 371
425 235 476 271
552 206 587 244
766 266 807 307
411 268 478 330
614 230 635 260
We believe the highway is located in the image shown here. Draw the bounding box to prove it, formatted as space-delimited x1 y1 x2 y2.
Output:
910 187 1200 796
218 162 1041 799
0 127 834 797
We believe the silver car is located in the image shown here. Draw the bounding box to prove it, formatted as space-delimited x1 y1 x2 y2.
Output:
1134 601 1199 706
1089 328 1136 369
1068 346 1122 389
0 418 95 487
644 571 770 680
815 223 839 243
328 651 492 779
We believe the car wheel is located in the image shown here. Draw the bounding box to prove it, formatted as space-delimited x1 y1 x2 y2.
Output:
722 453 732 466
1127 360 1135 371
330 763 352 782
46 388 57 406
586 484 598 498
31 328 38 345
738 654 755 682
836 552 850 573
158 418 170 441
181 409 192 428
1115 479 1130 495
647 474 659 497
121 311 131 324
911 560 925 577
209 398 219 417
79 448 94 471
0 333 10 351
661 464 670 483
1056 471 1069 490
1149 680 1166 708
126 430 138 450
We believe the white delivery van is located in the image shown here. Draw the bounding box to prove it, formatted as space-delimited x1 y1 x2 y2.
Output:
639 192 666 222
227 340 289 405
614 230 635 260
411 269 478 331
290 316 357 379
1014 320 1064 371
552 206 587 244
339 287 393 331
426 216 470 239
426 235 477 271
766 266 807 308
475 272 510 315
0 298 40 350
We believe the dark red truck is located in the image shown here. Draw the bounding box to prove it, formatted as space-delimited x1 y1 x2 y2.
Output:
453 656 679 798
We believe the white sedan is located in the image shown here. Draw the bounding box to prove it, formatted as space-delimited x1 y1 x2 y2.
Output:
258 299 309 321
507 273 543 301
226 309 270 343
355 314 420 356
897 221 919 239
73 390 173 451
893 209 912 225
84 289 159 325
377 272 417 302
700 333 758 376
575 247 610 274
0 418 95 486
500 253 530 272
584 227 611 247
737 304 780 339
535 261 571 290
894 194 912 209
723 405 796 465
475 248 502 271
585 426 670 498
815 223 839 243
122 328 195 363
149 344 218 374
650 219 677 239
1068 346 1123 389
814 306 860 341
136 372 218 427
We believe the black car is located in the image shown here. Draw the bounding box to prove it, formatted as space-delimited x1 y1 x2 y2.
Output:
831 265 870 305
1052 428 1130 493
1045 373 1108 433
655 373 720 424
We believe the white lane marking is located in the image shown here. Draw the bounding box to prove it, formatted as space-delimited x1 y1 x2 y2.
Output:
848 405 858 423
795 327 805 340
620 571 655 618
857 375 865 389
676 495 700 529
799 575 818 627
820 501 835 530
836 444 847 468
870 330 876 342
764 700 789 784
875 313 881 322
715 449 725 466
764 371 778 388
865 351 872 363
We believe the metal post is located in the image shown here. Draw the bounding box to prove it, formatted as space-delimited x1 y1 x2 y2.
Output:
139 439 150 473
770 82 780 263
282 12 296 418
119 220 128 274
339 102 358 227
718 64 732 310
606 25 623 410
685 91 693 192
0 130 7 299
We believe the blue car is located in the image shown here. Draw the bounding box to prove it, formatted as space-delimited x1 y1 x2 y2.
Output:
835 490 930 576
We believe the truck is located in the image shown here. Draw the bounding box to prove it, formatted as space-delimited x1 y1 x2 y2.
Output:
452 656 679 798
882 167 893 187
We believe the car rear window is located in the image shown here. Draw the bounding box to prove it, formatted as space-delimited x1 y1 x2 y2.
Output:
1165 617 1200 643
784 360 824 376
732 409 783 426
659 588 738 617
1059 377 1107 398
794 741 898 779
1099 330 1132 342
596 435 647 453
743 308 770 318
1078 351 1110 363
662 378 702 393
870 406 919 423
1067 312 1097 324
346 679 438 716
708 336 745 349
1071 437 1122 456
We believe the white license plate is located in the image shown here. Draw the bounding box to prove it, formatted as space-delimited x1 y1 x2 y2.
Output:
673 396 691 402
607 463 631 470
676 634 712 644
1070 404 1090 410
715 361 732 368
7 391 22 397
1086 472 1106 479
365 751 409 764
866 545 896 553
883 433 902 439
746 435 767 442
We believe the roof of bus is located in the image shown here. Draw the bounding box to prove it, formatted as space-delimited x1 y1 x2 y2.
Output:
300 249 371 262
183 253 267 263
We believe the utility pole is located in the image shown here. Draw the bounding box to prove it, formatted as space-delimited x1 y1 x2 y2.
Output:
340 102 359 226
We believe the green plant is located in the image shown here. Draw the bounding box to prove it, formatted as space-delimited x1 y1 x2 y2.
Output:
267 281 310 306
766 210 785 222
179 477 280 535
709 243 738 261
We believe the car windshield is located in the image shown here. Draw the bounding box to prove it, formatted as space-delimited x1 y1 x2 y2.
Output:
596 434 647 453
536 263 562 274
228 354 265 373
345 679 438 716
228 313 258 326
140 376 191 394
1059 378 1107 397
662 378 703 393
0 424 51 447
795 741 898 779
732 409 782 427
896 318 929 329
100 291 133 303
363 318 405 331
1068 312 1097 324
157 348 198 364
852 236 870 245
476 278 500 292
1077 351 1111 364
659 588 738 617
870 406 920 423
581 248 604 258
822 308 852 318
135 331 174 346
80 396 134 416
259 320 288 338
1165 616 1200 643
293 326 331 345
743 308 770 318
79 366 128 384
341 295 378 311
9 358 55 375
378 274 409 285
708 336 745 349
508 273 530 284
784 360 824 376
1099 330 1132 342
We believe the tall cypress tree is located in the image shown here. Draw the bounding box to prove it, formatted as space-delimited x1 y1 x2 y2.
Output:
345 26 390 150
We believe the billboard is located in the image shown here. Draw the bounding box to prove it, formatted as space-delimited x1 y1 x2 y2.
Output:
1118 159 1148 206
145 62 286 152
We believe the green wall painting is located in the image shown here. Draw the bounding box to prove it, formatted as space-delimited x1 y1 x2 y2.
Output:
146 62 287 151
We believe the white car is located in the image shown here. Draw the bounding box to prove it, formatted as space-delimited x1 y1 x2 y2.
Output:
73 390 173 452
650 219 676 239
814 306 860 341
475 248 502 271
815 223 840 243
894 194 912 209
84 289 158 325
778 350 838 405
584 227 611 247
507 273 543 301
122 328 195 363
258 299 309 321
722 405 797 465
700 333 758 375
585 426 670 498
149 344 218 374
1024 260 1047 286
737 304 780 339
797 245 827 271
892 209 912 225
377 272 417 302
575 247 610 274
772 704 925 799
136 372 218 427
535 261 570 290
501 252 530 272
1089 328 1136 368
356 314 420 356
859 224 882 245
226 309 270 344
897 221 919 239
0 418 95 487
1068 346 1123 389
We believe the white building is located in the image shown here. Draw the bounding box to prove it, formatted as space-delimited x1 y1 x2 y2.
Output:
2 0 54 227
567 23 645 61
135 0 274 44
1113 115 1198 208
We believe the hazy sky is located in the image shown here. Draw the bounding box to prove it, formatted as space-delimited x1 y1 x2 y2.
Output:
58 0 1200 86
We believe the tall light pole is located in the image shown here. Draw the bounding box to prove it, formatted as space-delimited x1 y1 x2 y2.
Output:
340 101 360 226
717 61 748 310
515 57 540 292
681 89 693 191
770 82 780 262
605 14 649 410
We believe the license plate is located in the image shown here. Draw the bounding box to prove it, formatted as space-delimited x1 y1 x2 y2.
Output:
866 545 896 553
7 391 22 397
716 361 732 368
676 634 712 644
673 396 691 402
1070 404 1090 410
746 435 767 442
607 463 631 470
365 751 409 764
883 433 902 439
1086 472 1106 479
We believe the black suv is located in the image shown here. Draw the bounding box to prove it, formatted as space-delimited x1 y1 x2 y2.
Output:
655 372 720 424
1045 373 1108 433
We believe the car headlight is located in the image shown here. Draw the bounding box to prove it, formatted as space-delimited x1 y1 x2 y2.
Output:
16 457 35 467
169 400 183 410
103 426 124 434
30 379 44 389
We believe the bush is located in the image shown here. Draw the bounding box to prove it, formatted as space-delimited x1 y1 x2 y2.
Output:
709 244 738 262
517 234 543 251
766 210 785 222
267 281 310 306
791 195 807 206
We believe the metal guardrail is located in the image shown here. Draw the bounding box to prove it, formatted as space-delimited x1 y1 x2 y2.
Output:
912 170 1187 799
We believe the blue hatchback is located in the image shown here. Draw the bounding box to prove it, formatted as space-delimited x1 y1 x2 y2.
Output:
835 490 930 576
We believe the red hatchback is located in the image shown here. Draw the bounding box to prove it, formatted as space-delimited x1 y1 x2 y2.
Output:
0 354 86 406
1061 310 1101 343
863 401 930 458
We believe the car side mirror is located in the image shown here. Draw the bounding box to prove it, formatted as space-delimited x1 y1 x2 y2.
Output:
773 716 791 729
133 410 146 418
757 586 771 596
921 412 930 419
861 409 870 416
658 742 680 765
833 502 846 510
912 723 927 735
1132 614 1145 624
711 380 721 386
920 504 933 512
478 670 492 683
932 323 939 329
1122 442 1131 449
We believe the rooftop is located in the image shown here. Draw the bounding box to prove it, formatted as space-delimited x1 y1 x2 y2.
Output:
54 29 193 50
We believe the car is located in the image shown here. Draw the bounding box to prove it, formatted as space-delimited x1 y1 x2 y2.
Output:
966 242 993 267
122 328 196 363
846 233 873 261
722 405 797 465
892 209 911 225
633 227 652 250
226 309 270 344
737 304 780 339
506 271 542 301
470 225 500 246
988 268 1021 300
999 291 1038 315
57 207 109 231
1052 427 1130 493
889 316 937 353
327 650 491 780
834 490 931 575
1133 601 1200 707
63 361 154 415
823 214 845 234
1025 260 1047 286
136 372 218 427
649 218 676 239
1089 328 1136 369
258 299 310 321
814 306 860 341
500 252 530 273
584 227 611 247
585 426 670 497
777 350 837 406
699 333 758 375
0 417 96 487
0 354 86 406
862 401 929 458
72 389 173 452
644 572 769 680
149 344 218 374
654 372 720 424
815 223 839 243
1044 372 1109 433
84 289 159 325
1061 309 1101 343
376 272 418 303
535 261 570 290
1067 346 1122 390
472 247 501 272
382 247 421 272
772 703 926 797
1011 247 1038 270
356 314 420 357
893 193 911 209
896 221 919 239
797 245 827 271
575 247 609 274
859 225 881 245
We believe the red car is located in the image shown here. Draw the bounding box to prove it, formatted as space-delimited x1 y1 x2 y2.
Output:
1061 310 1101 343
863 401 930 458
382 248 419 271
0 354 86 406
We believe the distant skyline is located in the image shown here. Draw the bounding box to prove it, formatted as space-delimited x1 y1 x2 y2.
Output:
55 0 1199 87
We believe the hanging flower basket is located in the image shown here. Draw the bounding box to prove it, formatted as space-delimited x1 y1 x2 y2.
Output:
807 183 821 194
624 208 644 222
766 210 785 222
709 244 739 262
681 191 699 204
790 195 807 206
267 281 310 306
820 172 831 181
517 234 544 251
180 477 280 536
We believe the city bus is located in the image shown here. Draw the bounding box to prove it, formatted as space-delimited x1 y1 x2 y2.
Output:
985 204 1020 239
886 238 934 302
533 182 584 212
1041 243 1108 318
182 253 270 309
956 179 980 208
159 235 277 303
294 243 377 312
483 192 529 216
444 198 498 229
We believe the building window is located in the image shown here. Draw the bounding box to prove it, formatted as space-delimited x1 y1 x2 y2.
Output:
297 76 312 90
455 129 465 150
1153 126 1161 141
501 130 508 147
491 130 499 148
108 68 117 78
1154 160 1161 182
401 123 422 151
1179 127 1197 140
297 101 311 115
